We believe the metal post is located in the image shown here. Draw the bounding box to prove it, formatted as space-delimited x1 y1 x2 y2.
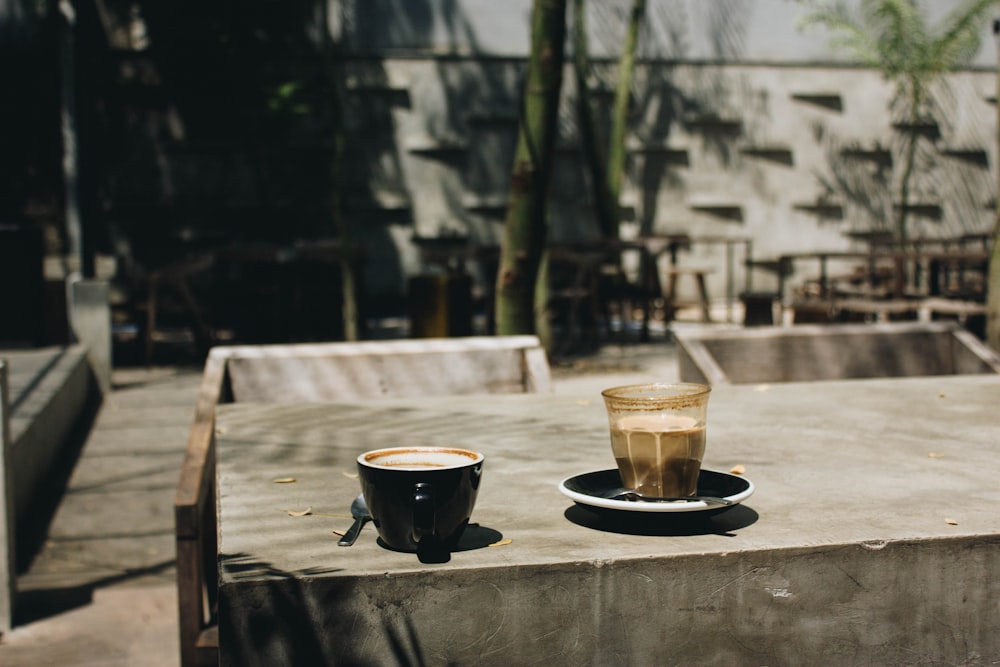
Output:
988 19 1000 351
725 240 734 323
0 361 15 634
59 0 83 275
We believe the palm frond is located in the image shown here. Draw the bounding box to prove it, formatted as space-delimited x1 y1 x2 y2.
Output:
866 0 927 78
795 0 995 245
796 1 882 66
927 0 995 73
799 0 993 80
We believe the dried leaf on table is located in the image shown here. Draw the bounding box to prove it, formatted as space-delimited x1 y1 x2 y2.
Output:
489 538 513 547
730 464 746 475
273 477 296 484
945 518 959 526
285 507 312 517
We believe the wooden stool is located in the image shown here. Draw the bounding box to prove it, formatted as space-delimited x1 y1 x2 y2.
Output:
662 268 713 323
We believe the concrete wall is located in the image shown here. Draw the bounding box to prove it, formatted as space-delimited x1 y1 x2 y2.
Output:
88 0 999 313
338 57 995 300
325 0 998 302
329 0 998 66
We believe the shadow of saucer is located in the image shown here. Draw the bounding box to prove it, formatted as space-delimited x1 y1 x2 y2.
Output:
564 503 759 537
377 524 504 564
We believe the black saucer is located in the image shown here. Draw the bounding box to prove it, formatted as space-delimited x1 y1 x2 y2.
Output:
559 469 754 514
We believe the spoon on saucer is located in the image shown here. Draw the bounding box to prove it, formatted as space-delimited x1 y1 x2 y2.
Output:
608 490 733 506
338 494 371 546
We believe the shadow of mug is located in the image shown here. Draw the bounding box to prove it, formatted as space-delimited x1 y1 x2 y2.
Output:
401 523 503 564
358 446 485 556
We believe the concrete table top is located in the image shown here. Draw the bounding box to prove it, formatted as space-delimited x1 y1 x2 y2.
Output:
216 375 1000 666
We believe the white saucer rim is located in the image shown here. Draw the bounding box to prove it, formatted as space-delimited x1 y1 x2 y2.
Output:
558 469 755 513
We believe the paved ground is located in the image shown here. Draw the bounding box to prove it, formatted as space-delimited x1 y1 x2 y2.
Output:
0 338 680 666
2 366 204 667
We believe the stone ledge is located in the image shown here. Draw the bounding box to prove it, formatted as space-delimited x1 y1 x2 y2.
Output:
2 345 98 522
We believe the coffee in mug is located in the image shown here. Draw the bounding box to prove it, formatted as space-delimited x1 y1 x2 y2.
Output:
601 383 711 497
357 447 484 552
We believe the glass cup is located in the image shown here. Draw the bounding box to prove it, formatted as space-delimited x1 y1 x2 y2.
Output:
601 383 712 498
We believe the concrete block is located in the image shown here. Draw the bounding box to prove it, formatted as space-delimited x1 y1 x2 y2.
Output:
219 536 1000 666
675 321 1000 385
68 278 112 395
0 361 15 634
7 346 95 523
214 375 1000 665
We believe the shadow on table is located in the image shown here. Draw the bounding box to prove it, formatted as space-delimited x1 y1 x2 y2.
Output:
563 503 759 537
222 553 345 580
381 523 503 564
220 546 497 666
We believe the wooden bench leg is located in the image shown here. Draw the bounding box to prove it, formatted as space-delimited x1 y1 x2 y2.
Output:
663 272 679 321
662 270 713 323
695 272 712 323
146 277 159 366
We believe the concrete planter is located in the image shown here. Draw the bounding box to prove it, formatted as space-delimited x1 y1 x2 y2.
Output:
675 322 1000 385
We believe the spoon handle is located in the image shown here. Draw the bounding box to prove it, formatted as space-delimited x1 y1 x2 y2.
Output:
338 517 366 546
615 492 733 506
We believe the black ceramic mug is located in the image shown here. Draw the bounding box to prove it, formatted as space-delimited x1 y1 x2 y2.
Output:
357 447 485 552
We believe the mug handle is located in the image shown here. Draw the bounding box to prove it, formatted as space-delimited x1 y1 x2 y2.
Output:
411 482 435 544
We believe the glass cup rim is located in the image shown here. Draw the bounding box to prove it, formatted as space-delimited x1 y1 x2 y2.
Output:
358 446 484 469
601 382 711 402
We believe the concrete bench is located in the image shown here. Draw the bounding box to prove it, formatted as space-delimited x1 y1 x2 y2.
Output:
174 335 552 667
675 321 1000 386
3 347 96 524
0 346 99 634
1 361 12 634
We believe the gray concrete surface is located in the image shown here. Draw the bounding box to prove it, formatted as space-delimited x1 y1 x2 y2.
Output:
5 332 998 665
0 364 205 667
68 278 113 395
675 321 1000 384
0 340 678 666
4 346 95 524
213 373 1000 665
1 361 13 633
